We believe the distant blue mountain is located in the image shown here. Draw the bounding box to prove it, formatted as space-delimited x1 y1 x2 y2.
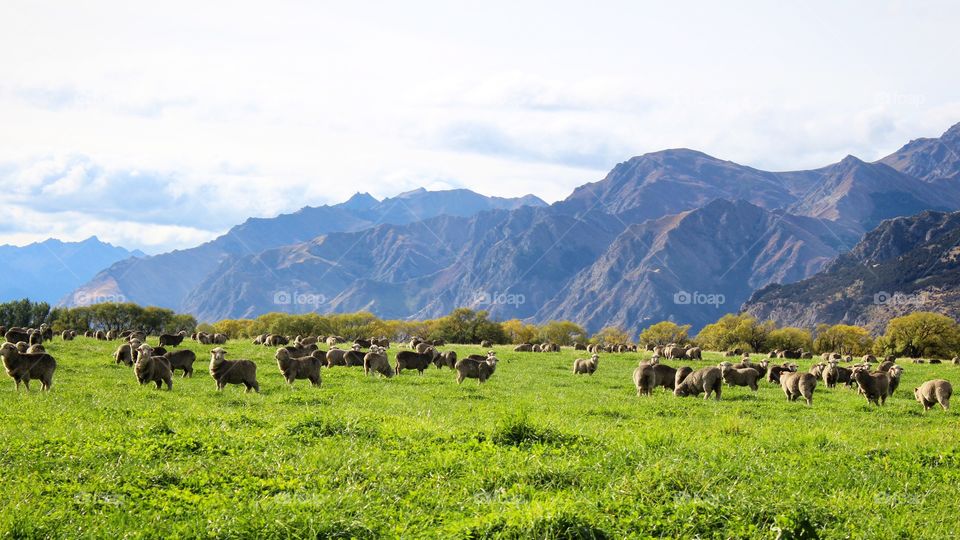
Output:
0 237 144 304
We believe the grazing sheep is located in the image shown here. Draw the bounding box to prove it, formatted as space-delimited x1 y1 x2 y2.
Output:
3 328 29 344
61 330 75 341
26 344 45 354
877 360 896 372
633 364 656 396
372 337 390 349
674 367 722 400
800 351 813 359
574 343 586 351
15 342 28 354
344 345 366 367
353 338 372 349
514 343 533 352
363 346 394 378
395 349 436 375
455 354 498 384
664 345 687 360
780 371 817 406
283 343 319 358
930 358 943 365
852 366 888 406
434 350 457 369
158 332 186 347
208 348 259 392
480 340 493 348
134 345 173 390
915 380 952 411
164 349 198 378
685 347 702 360
674 366 693 388
573 354 600 375
415 342 434 355
275 348 323 387
0 341 56 391
718 362 759 391
325 347 347 367
862 354 877 363
114 343 136 366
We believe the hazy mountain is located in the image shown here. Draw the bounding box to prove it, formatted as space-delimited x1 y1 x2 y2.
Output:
879 121 960 182
743 210 960 333
62 189 546 309
0 237 143 304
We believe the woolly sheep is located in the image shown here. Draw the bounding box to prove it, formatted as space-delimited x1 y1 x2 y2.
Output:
674 366 722 400
209 347 259 392
914 380 952 411
780 371 816 406
275 348 323 387
573 354 600 375
0 342 56 391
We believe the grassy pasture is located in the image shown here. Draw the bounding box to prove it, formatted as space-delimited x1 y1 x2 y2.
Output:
2 338 960 539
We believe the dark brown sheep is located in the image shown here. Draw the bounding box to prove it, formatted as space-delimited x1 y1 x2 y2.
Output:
164 349 198 378
343 345 366 367
209 347 259 392
434 350 457 369
396 349 437 375
0 342 56 391
158 332 186 347
915 380 952 411
852 366 888 406
674 366 693 388
114 343 136 366
674 366 722 400
275 348 323 387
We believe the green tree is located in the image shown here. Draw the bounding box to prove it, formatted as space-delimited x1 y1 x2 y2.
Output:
881 312 960 359
593 326 631 346
767 327 813 352
638 321 691 347
538 321 587 346
813 324 873 355
695 314 771 352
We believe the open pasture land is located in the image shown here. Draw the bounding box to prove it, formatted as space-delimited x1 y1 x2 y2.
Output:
2 339 960 538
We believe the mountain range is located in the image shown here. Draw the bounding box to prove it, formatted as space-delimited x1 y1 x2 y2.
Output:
50 121 960 333
0 237 143 304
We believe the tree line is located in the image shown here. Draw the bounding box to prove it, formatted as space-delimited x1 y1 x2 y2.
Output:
4 297 957 359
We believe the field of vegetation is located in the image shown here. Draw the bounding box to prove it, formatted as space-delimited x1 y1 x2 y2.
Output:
3 338 960 539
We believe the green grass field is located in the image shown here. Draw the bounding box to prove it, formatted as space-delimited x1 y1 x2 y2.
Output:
2 338 959 539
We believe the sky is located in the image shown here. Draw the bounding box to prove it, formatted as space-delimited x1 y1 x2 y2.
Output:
1 0 959 253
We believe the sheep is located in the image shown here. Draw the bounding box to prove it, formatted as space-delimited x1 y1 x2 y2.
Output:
0 341 56 391
808 362 827 379
664 345 687 360
275 347 323 387
674 366 722 400
862 354 877 363
164 349 198 378
327 336 343 347
114 343 136 366
158 331 186 347
372 337 390 348
633 364 656 396
363 346 394 378
395 349 437 375
325 347 347 367
343 345 366 367
15 342 27 354
282 343 319 358
26 344 45 354
915 380 952 411
455 353 498 384
852 366 888 406
134 345 173 390
212 333 228 344
209 347 259 392
415 342 434 355
930 358 943 365
573 354 600 375
953 357 959 365
266 334 289 346
686 347 702 360
718 362 759 391
822 361 852 388
480 340 493 348
886 365 904 396
61 330 75 341
877 360 896 372
800 351 813 359
780 371 816 406
4 328 29 344
675 366 693 389
434 350 457 369
767 363 797 384
514 343 533 352
353 338 372 349
106 330 117 340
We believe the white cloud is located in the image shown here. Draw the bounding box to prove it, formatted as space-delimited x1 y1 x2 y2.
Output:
0 1 958 252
